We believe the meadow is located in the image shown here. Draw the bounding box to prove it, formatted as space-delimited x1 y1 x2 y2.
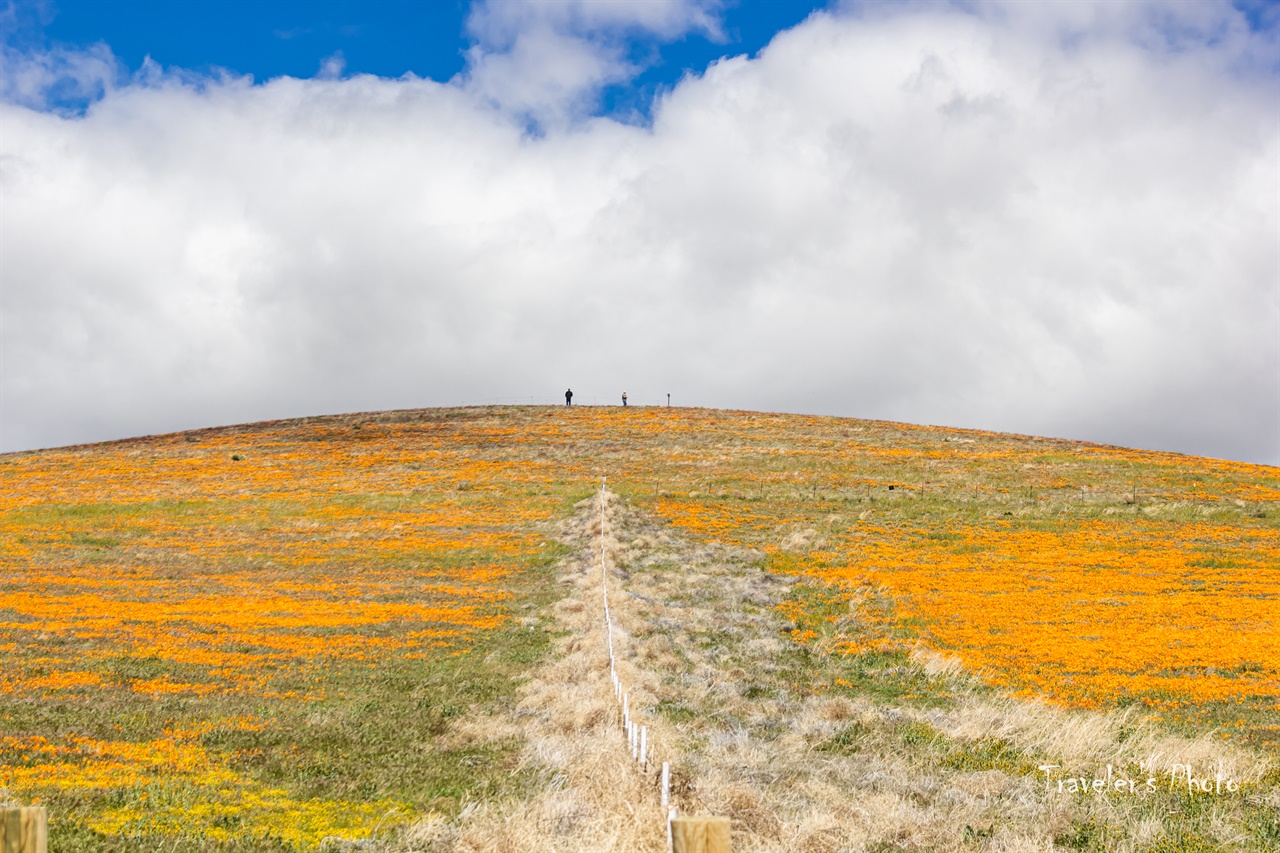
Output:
1 406 1276 850
0 411 589 849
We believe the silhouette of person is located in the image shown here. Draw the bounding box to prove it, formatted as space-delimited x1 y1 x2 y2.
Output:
565 388 573 406
622 392 628 407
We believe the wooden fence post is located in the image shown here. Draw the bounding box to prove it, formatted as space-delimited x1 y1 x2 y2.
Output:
671 815 731 853
1 806 48 853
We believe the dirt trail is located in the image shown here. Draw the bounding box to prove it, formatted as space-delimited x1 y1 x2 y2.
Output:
397 490 1273 853
395 490 667 852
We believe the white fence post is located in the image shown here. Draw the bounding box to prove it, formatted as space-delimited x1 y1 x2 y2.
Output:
599 478 681 843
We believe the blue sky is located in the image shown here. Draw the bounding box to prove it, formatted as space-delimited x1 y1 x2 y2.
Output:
2 0 1278 463
8 0 832 117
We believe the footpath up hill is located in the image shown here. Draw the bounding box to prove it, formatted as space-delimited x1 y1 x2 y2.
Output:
1 406 1277 851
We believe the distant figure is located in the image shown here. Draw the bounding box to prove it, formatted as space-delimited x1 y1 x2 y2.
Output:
622 392 628 407
565 388 573 406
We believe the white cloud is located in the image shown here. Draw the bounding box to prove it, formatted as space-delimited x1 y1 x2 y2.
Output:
0 39 118 109
1 0 1276 463
317 51 346 80
458 0 724 126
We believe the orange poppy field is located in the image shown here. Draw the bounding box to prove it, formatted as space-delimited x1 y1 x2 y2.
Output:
1 406 1276 849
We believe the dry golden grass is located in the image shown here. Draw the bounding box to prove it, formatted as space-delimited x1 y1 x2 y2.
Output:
403 488 1275 852
5 406 1276 851
389 493 666 852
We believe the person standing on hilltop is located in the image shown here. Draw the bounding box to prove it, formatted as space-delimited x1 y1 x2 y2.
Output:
622 392 628 407
565 388 573 406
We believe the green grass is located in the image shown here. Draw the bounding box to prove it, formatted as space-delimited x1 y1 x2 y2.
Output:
2 440 579 851
7 602 565 849
4 406 1277 850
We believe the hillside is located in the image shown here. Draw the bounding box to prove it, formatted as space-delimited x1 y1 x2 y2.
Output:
1 406 1277 851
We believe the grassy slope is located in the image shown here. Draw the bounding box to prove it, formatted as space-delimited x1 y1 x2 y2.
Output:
2 406 1277 850
586 496 1279 852
0 410 586 850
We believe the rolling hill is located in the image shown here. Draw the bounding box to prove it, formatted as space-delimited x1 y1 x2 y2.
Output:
2 406 1276 851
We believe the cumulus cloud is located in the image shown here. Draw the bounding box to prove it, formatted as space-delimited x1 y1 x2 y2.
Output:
0 39 119 108
1 0 1277 463
459 0 724 126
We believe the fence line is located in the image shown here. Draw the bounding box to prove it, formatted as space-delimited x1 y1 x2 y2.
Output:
598 478 680 848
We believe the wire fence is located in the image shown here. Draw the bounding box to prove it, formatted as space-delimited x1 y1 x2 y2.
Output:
598 478 679 849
